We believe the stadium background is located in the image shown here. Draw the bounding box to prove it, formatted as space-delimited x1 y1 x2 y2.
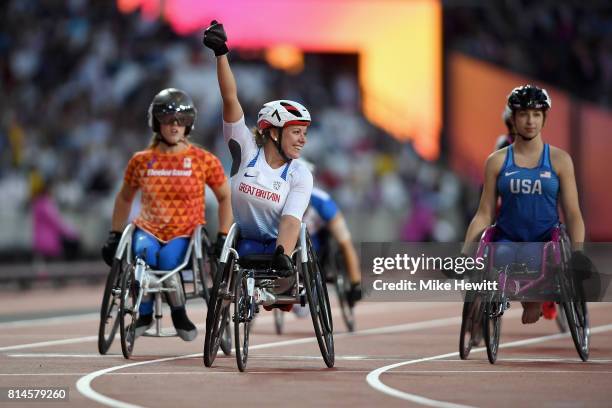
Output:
0 0 610 278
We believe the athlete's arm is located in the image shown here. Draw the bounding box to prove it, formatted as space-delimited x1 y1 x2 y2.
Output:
210 180 233 234
328 213 361 284
553 148 585 250
216 55 243 123
276 215 301 255
111 182 137 231
461 151 504 254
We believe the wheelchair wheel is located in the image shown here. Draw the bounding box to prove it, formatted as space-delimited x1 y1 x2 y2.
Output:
555 303 569 333
196 233 217 306
334 260 355 333
220 318 232 356
119 265 138 359
459 291 484 360
557 235 590 361
97 257 124 355
483 298 502 364
234 269 252 372
302 235 335 368
204 253 235 367
273 308 284 335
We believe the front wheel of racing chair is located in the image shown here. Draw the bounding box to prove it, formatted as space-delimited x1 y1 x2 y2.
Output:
459 291 485 360
332 247 355 332
301 228 335 368
119 258 139 359
556 228 590 361
477 226 503 364
204 225 237 367
98 224 135 355
234 268 254 372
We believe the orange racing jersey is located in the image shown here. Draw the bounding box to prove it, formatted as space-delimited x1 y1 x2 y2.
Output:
124 144 226 242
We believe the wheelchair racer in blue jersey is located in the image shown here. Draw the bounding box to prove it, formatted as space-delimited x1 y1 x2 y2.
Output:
304 186 362 306
462 85 586 324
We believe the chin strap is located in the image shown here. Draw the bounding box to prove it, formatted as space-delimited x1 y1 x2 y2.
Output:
271 127 290 162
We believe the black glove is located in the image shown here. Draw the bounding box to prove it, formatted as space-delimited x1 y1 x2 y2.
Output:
213 232 227 259
571 250 593 280
271 245 294 276
203 20 228 56
101 231 122 266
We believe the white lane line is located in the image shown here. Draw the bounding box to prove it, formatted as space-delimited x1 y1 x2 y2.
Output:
0 313 99 329
7 369 612 377
0 336 98 352
75 314 471 408
366 322 612 408
8 353 124 358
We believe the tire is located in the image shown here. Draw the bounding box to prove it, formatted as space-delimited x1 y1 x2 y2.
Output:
204 254 235 367
302 235 335 368
97 258 123 355
555 303 569 333
459 292 484 360
119 266 138 359
483 298 502 364
197 233 216 306
234 269 252 372
557 236 589 361
273 308 284 335
220 318 232 356
334 252 355 332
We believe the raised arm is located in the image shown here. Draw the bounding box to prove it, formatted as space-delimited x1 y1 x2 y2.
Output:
203 21 243 123
461 151 504 254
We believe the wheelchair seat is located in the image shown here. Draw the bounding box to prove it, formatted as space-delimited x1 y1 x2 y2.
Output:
238 254 274 269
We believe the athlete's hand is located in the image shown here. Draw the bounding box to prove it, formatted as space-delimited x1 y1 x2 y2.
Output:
571 251 593 280
203 20 228 56
271 246 294 275
213 232 227 259
101 231 122 266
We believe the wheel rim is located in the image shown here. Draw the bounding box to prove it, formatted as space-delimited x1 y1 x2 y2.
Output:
234 272 251 370
119 268 138 358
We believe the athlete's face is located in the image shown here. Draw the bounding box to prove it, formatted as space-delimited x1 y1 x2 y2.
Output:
280 125 308 159
513 109 544 140
160 120 187 145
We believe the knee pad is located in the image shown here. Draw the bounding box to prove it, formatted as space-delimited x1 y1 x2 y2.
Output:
164 273 186 308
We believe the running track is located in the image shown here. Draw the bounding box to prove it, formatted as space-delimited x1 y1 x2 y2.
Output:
1 284 611 407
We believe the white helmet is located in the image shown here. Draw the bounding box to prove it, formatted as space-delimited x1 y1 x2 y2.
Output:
257 100 311 131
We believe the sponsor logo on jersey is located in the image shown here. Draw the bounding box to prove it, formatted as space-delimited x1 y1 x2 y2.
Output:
540 170 551 178
510 178 542 195
505 170 520 176
146 169 193 177
238 182 281 203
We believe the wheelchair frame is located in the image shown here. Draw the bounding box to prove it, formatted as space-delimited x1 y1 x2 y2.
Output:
458 224 590 363
97 223 229 358
204 223 335 372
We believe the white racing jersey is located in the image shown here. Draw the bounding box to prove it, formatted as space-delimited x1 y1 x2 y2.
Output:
224 116 313 241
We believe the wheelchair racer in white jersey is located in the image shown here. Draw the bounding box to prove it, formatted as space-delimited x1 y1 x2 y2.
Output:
203 21 313 307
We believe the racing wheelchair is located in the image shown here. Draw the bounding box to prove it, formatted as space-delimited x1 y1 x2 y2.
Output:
203 223 334 372
459 225 589 364
273 233 355 335
97 223 231 358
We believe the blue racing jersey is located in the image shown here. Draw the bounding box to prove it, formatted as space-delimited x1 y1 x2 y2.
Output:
496 144 559 242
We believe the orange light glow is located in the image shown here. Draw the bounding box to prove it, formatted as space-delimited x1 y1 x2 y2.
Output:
117 0 442 159
265 45 304 75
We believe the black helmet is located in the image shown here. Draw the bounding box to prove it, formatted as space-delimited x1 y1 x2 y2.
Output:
507 85 551 112
147 88 197 135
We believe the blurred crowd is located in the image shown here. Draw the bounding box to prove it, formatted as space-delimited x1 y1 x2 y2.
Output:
445 2 612 106
0 0 470 260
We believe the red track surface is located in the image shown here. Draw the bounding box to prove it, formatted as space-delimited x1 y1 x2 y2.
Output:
1 284 611 407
